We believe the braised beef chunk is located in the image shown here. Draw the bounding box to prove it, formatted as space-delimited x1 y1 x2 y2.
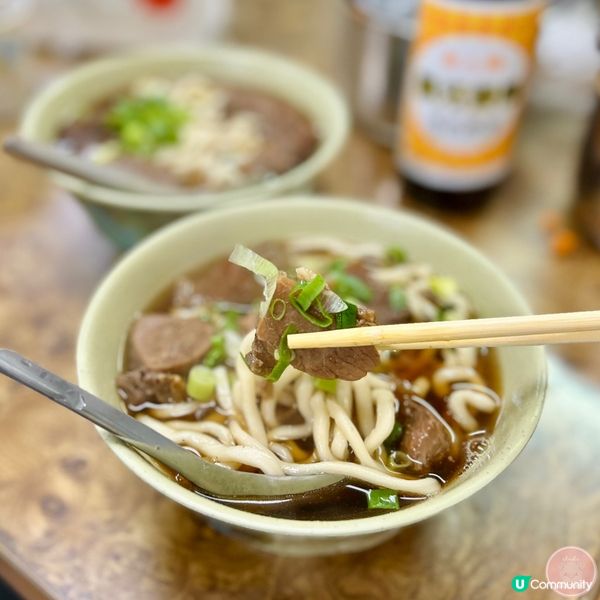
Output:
117 368 187 406
172 244 286 309
172 261 260 308
245 274 380 380
399 397 453 473
130 314 214 373
226 89 318 174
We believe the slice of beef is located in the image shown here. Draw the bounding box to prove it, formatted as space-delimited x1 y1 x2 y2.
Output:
245 274 380 381
171 243 286 309
116 368 187 406
129 314 214 373
226 88 318 174
172 260 260 308
399 396 453 473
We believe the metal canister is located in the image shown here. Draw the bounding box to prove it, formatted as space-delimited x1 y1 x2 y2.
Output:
339 0 419 147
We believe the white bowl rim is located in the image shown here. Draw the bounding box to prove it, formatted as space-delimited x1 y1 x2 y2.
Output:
77 196 547 537
20 44 350 213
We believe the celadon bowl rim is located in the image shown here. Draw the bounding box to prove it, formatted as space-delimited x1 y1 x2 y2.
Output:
19 45 350 213
77 197 547 537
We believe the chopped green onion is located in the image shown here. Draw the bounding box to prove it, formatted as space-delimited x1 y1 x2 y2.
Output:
436 307 461 321
327 258 347 273
383 422 404 452
291 280 307 291
438 307 461 321
295 274 326 311
386 246 408 264
430 275 458 300
367 489 399 510
106 96 188 155
321 289 347 314
389 285 407 312
329 271 373 303
293 276 346 314
289 295 332 328
314 378 337 394
203 334 227 367
186 365 216 402
335 302 358 329
223 310 240 331
269 298 287 321
266 324 297 382
229 245 279 317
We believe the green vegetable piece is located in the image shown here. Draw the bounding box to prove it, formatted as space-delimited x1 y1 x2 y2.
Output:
203 334 227 368
266 324 297 382
430 275 458 300
106 96 188 155
386 246 408 264
388 285 407 312
329 271 373 303
269 298 287 321
383 422 404 452
223 311 240 331
296 274 326 311
436 306 461 321
367 489 400 510
327 258 347 273
335 302 358 329
314 378 337 394
289 295 332 328
187 365 216 402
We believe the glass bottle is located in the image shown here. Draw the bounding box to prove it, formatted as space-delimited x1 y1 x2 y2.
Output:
396 0 544 209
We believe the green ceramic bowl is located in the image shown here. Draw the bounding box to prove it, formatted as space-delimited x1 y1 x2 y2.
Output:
20 46 350 249
77 197 546 556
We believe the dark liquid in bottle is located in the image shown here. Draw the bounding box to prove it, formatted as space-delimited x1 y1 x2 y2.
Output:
402 176 498 211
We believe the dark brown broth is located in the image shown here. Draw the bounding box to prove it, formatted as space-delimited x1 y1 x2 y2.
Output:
57 84 318 190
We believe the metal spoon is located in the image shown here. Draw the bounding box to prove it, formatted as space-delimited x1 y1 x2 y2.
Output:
0 349 341 497
3 136 185 195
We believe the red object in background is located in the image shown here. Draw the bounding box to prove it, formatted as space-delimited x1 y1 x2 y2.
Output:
139 0 181 11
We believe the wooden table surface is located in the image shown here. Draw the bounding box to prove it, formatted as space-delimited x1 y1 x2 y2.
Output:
1 2 599 599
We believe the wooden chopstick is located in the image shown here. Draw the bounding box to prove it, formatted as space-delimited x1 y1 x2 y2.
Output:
381 329 600 350
286 310 600 350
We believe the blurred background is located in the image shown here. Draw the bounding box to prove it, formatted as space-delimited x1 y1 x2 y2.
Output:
2 0 599 372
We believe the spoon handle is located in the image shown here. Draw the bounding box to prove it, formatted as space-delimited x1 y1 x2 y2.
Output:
3 136 180 195
0 348 185 458
0 349 344 496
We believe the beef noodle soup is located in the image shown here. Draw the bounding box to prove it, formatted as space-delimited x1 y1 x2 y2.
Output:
57 75 318 192
116 238 500 520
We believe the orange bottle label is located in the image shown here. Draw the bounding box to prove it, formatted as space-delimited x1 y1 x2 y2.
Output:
398 0 543 191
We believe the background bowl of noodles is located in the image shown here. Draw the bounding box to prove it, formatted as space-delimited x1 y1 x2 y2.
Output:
19 46 349 249
77 197 546 556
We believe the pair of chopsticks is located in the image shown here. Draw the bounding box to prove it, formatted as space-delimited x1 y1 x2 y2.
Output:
286 310 600 351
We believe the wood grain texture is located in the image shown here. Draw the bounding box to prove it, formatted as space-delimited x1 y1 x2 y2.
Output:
0 1 599 599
